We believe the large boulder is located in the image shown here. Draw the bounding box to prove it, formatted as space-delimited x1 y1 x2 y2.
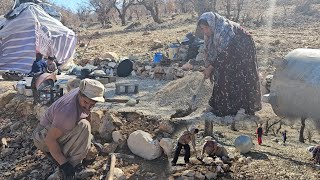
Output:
159 138 174 157
127 130 162 160
0 90 16 109
90 110 105 133
159 121 175 134
99 116 115 141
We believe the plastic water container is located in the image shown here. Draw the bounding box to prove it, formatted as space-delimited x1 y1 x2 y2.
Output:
168 43 180 60
153 52 163 64
16 80 26 95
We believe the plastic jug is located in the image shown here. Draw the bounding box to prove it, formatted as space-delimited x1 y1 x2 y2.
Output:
153 52 163 64
16 80 26 94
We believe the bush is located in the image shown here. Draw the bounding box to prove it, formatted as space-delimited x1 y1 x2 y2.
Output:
294 0 317 15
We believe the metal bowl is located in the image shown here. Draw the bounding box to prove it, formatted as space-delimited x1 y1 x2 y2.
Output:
234 135 253 154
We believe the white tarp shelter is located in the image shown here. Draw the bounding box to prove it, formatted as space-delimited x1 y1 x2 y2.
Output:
0 2 76 73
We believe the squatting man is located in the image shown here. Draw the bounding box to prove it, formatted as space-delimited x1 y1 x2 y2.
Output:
32 79 105 179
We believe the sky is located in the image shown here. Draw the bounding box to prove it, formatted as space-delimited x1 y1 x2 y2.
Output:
49 0 89 11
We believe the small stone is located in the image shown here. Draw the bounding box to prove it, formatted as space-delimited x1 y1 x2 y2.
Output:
101 143 118 154
47 169 62 180
203 157 214 165
205 172 217 179
126 98 137 107
214 157 224 166
216 165 224 173
108 62 117 68
189 157 202 165
84 145 98 161
10 122 21 132
112 131 126 143
194 172 205 180
76 168 96 179
142 31 151 35
107 168 126 180
238 157 247 164
222 164 230 172
182 170 195 177
0 148 14 158
246 156 252 162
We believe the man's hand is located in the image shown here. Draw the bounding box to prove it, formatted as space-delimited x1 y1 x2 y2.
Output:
60 162 75 179
203 65 214 84
44 127 67 165
203 65 214 79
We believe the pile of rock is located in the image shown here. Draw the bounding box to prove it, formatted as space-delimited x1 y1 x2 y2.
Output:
75 46 206 82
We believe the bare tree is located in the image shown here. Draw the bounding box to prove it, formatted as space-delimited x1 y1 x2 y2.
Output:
209 0 218 12
164 0 176 14
57 6 81 27
204 120 213 136
299 117 306 143
0 0 13 15
89 0 115 26
222 0 232 19
276 121 282 134
264 118 283 136
127 5 148 20
114 0 135 26
176 0 194 13
277 0 290 17
234 0 245 22
305 127 314 143
77 3 92 22
190 0 211 17
137 0 162 23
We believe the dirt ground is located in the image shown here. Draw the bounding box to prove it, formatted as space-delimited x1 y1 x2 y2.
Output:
1 4 320 180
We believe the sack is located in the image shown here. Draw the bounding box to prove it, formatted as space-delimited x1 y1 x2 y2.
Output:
2 71 24 81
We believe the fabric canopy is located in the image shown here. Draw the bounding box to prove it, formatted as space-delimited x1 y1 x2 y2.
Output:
0 3 76 73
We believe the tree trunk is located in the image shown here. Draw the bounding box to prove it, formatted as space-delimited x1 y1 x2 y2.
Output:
264 120 269 135
230 120 237 131
120 14 126 26
142 2 162 24
150 9 161 23
276 121 282 134
299 117 306 143
225 0 231 19
204 119 213 136
210 0 217 11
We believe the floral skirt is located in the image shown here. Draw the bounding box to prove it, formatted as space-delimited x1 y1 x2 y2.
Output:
209 27 261 116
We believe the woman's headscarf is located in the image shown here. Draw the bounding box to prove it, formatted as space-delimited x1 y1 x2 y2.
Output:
199 12 238 65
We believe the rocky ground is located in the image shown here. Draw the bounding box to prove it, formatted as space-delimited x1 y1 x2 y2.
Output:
1 4 320 180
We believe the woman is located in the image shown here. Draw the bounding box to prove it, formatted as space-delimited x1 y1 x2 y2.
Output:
198 12 261 117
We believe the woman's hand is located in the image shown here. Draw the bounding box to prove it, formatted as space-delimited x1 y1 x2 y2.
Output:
203 65 214 83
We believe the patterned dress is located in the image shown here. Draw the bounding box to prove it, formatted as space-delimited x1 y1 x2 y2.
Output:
209 26 261 116
313 145 320 164
199 12 261 117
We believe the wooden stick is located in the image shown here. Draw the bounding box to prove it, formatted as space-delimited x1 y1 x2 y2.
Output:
107 154 116 180
109 153 135 159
